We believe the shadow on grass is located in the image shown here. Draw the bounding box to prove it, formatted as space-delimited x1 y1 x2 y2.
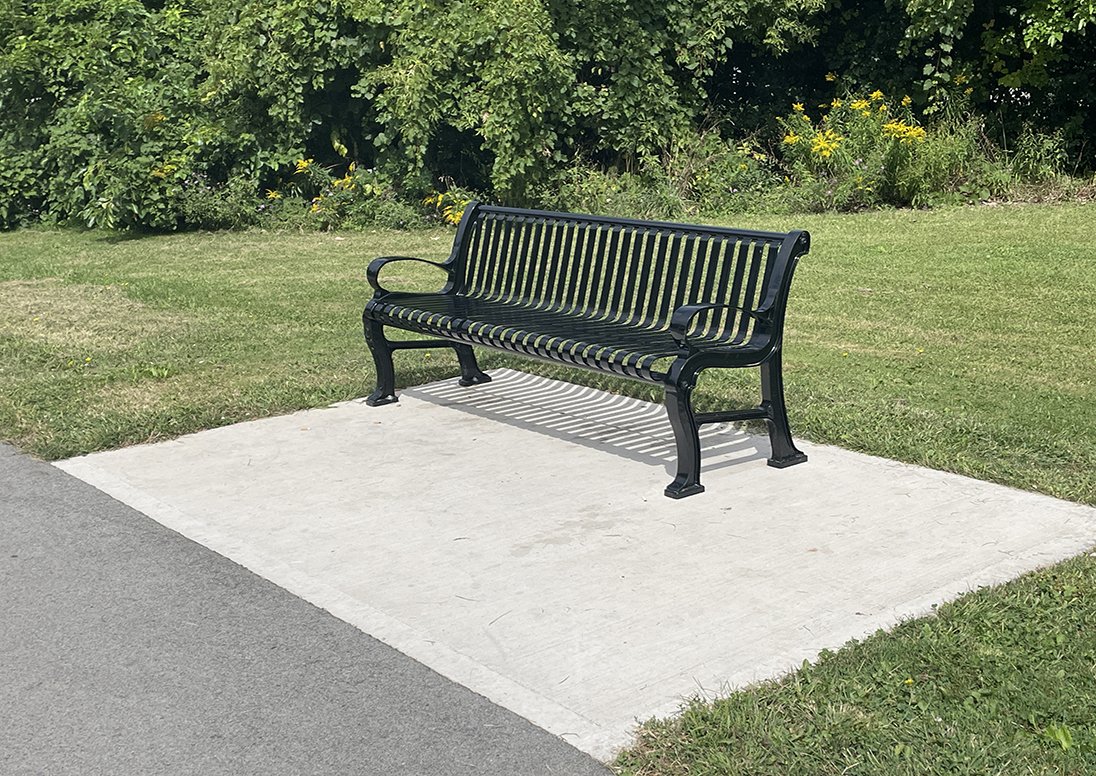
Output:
92 226 251 245
90 228 172 245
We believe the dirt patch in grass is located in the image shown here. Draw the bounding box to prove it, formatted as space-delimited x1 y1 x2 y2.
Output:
0 279 192 352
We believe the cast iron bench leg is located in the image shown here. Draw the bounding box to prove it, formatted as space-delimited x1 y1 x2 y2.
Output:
664 378 705 499
761 351 807 468
363 318 398 406
454 344 492 387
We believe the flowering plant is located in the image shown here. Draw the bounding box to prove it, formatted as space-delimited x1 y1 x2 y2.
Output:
778 89 931 208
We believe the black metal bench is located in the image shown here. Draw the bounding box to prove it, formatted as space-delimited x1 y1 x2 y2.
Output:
362 203 810 498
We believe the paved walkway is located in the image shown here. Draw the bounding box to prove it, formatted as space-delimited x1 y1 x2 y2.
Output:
52 369 1096 760
0 444 609 775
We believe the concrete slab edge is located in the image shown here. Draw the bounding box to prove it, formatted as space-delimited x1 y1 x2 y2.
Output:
644 530 1096 722
53 457 628 761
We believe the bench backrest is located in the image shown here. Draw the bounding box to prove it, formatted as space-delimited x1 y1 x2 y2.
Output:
450 204 809 344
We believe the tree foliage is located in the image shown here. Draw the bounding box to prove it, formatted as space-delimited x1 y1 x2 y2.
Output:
0 0 1091 229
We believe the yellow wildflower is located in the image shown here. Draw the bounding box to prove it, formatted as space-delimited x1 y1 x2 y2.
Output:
882 120 927 143
869 89 884 101
954 74 969 85
831 98 842 109
810 129 842 159
901 95 912 107
964 87 973 95
825 72 837 82
265 189 282 200
882 120 905 136
793 102 804 112
853 174 873 193
295 158 314 173
850 99 870 111
783 132 801 145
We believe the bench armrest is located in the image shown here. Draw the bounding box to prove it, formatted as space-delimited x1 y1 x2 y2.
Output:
367 255 454 295
669 302 766 349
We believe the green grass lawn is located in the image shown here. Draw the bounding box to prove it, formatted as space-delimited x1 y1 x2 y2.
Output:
2 204 1092 504
0 227 458 458
2 204 1095 773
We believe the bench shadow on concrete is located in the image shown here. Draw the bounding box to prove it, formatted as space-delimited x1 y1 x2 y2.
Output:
402 369 768 477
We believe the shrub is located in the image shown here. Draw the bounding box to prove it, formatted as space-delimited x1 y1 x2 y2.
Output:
539 160 686 220
1010 127 1068 183
258 159 429 231
777 91 929 208
422 189 476 226
663 130 781 214
0 0 1091 230
0 0 829 229
773 89 1026 209
905 116 1010 206
178 175 265 231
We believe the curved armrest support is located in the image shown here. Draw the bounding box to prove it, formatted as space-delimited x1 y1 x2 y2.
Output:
669 302 766 350
367 255 454 295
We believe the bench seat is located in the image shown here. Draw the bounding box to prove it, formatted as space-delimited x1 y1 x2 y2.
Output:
367 293 770 382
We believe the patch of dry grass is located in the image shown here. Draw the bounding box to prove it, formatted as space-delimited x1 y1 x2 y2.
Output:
0 279 192 352
0 227 461 458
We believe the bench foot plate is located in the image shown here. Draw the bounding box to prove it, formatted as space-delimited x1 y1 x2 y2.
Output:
365 391 399 407
664 482 705 499
458 372 493 387
767 452 807 469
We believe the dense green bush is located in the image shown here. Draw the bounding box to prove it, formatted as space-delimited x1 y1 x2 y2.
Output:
539 159 686 220
1 1 204 229
0 0 1091 230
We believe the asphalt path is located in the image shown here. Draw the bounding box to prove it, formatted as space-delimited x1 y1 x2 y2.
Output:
0 444 610 776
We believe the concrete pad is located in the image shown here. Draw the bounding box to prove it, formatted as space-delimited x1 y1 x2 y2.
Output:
2 444 610 776
57 368 1096 761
